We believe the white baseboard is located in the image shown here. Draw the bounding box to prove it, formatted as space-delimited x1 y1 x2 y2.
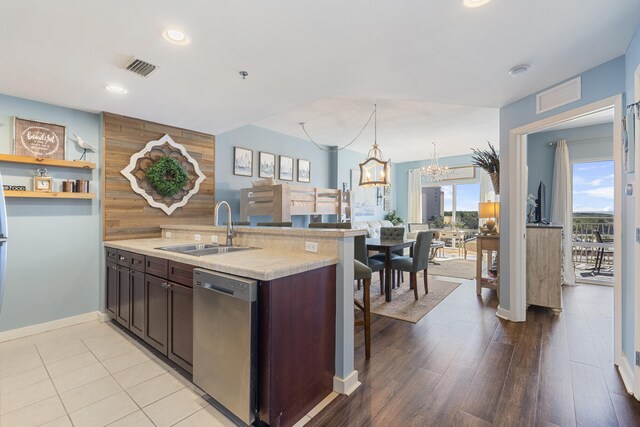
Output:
96 311 110 323
496 306 512 321
0 311 102 343
617 353 636 396
333 370 361 395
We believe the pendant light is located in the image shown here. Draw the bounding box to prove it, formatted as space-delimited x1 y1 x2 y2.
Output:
421 142 452 182
359 104 390 187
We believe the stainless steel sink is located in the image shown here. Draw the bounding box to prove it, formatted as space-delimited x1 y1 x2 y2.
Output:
156 243 255 257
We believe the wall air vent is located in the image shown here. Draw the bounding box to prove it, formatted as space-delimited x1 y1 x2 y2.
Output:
536 77 581 114
124 58 158 77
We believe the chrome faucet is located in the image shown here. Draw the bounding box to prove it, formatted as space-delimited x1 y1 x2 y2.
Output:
214 201 235 246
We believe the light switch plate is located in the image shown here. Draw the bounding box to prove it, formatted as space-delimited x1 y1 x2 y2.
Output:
305 241 318 253
210 235 218 243
194 234 201 241
636 228 640 244
166 231 172 238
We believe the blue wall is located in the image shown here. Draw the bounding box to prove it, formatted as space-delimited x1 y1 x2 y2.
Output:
215 125 338 226
394 154 477 223
0 94 101 331
499 56 626 313
527 123 613 221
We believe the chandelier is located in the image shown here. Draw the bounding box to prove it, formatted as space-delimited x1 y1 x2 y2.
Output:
421 142 452 182
359 104 390 187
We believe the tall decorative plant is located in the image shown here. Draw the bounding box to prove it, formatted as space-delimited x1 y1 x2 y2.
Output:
471 142 500 194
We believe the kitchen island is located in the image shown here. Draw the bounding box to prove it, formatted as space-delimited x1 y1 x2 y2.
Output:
104 224 364 427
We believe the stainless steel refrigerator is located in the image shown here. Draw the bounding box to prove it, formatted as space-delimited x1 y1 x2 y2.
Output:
0 173 8 311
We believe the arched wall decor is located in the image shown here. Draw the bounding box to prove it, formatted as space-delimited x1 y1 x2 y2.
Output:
121 134 206 215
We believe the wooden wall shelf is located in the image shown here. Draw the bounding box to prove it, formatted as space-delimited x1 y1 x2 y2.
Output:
0 154 96 170
5 191 95 199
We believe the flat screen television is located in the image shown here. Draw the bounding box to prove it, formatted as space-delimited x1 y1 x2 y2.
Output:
535 181 548 224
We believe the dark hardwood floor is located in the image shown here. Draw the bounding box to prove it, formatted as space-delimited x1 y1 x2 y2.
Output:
308 277 640 427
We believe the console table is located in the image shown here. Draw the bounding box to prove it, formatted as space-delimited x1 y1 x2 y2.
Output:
475 234 499 297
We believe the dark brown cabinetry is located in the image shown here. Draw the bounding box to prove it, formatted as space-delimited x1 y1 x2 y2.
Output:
144 273 169 355
105 249 193 374
168 282 193 372
259 265 336 427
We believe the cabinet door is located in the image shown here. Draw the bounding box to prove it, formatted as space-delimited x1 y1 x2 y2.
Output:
105 261 118 318
129 270 145 338
116 267 131 328
168 282 193 373
144 274 169 355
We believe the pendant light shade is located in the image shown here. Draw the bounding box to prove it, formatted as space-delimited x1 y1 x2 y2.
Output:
359 105 391 187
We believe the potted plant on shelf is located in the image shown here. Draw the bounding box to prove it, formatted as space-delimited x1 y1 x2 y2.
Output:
471 142 500 195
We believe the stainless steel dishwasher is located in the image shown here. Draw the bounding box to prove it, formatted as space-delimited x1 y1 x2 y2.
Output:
193 269 257 426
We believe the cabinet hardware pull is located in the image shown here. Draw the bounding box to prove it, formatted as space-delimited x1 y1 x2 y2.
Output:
119 256 126 261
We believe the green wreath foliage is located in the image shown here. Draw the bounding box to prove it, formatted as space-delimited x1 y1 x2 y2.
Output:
146 156 189 197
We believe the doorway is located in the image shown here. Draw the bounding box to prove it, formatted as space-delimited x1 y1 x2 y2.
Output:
507 95 624 388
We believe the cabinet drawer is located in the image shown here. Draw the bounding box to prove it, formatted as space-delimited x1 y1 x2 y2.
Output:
168 261 194 287
146 256 168 279
130 252 145 273
117 250 133 267
106 248 119 262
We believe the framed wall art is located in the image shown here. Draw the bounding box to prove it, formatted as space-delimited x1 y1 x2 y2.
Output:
279 155 293 181
233 147 253 177
259 151 276 178
13 117 66 160
297 158 310 183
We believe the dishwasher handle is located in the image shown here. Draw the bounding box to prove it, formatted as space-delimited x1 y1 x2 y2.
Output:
194 269 258 303
197 281 235 296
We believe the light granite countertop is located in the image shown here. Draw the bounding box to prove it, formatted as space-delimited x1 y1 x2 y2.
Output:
104 238 338 281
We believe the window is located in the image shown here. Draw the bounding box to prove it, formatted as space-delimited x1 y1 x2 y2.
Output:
422 183 479 229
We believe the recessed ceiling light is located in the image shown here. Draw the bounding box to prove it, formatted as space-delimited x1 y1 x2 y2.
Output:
463 0 491 8
162 28 190 45
105 84 128 94
509 64 530 77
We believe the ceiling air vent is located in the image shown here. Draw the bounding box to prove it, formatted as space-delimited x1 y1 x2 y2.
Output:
536 77 581 114
124 58 158 77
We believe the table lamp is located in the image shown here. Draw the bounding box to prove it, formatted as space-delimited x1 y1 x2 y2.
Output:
478 201 500 234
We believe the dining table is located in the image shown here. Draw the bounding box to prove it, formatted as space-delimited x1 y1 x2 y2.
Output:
366 238 415 302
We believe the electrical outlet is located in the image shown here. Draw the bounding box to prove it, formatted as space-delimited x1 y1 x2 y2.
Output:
194 234 201 241
305 241 318 253
636 351 640 367
166 231 172 239
210 235 218 243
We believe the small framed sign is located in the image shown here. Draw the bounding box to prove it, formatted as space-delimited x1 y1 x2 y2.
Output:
34 176 53 191
13 117 66 160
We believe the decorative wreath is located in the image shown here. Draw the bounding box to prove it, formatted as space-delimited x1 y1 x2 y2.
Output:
145 156 189 197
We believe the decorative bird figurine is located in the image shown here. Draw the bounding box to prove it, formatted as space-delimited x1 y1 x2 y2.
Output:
69 133 96 161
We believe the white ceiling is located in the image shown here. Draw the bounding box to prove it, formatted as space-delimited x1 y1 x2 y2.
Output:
0 1 638 162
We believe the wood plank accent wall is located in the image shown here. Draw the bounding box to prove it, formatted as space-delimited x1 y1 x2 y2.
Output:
102 113 215 241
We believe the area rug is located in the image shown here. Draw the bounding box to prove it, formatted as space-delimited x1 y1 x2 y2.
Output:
428 258 476 280
355 273 460 324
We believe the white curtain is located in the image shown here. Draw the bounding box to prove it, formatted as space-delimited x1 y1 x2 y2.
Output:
408 170 422 224
479 169 496 202
551 140 576 286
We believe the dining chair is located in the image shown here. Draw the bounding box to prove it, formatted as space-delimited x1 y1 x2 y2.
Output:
353 259 372 360
309 223 385 291
256 221 293 227
371 226 406 287
391 231 434 300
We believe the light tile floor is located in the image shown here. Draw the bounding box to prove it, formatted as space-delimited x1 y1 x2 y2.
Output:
0 320 235 427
